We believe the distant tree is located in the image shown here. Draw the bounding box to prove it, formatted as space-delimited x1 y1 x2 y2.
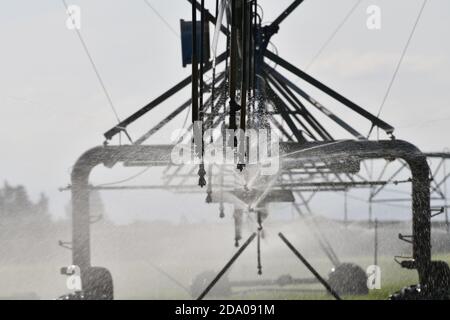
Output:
0 188 4 214
14 185 32 215
35 193 49 216
0 181 50 220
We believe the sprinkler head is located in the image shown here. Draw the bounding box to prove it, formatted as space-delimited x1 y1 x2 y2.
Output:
198 176 207 188
206 191 212 203
198 165 207 187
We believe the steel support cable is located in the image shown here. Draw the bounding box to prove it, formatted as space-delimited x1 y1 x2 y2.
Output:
305 0 363 71
95 80 225 189
368 0 429 138
61 0 125 138
103 51 227 141
147 262 190 294
96 167 152 187
370 162 408 200
264 51 395 135
136 73 226 145
285 0 363 140
268 114 295 141
266 71 333 141
281 83 334 141
253 178 412 190
266 75 319 141
143 0 179 38
267 87 308 143
265 66 366 140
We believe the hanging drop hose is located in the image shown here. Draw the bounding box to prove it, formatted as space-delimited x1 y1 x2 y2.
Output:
234 209 243 247
191 0 199 125
206 165 213 203
228 0 239 131
200 0 205 126
237 0 252 172
257 210 263 275
257 231 262 275
368 0 428 138
196 0 207 187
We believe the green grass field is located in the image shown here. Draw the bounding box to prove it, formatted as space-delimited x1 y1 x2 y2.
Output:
1 221 449 300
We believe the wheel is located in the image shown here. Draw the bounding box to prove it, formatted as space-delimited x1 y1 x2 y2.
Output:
427 261 450 296
390 261 450 300
328 263 368 296
389 285 422 300
81 267 114 300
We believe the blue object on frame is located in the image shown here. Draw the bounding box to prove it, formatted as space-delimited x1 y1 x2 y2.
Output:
180 20 210 68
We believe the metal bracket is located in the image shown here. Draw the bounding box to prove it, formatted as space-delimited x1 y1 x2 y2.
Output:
58 240 73 251
398 233 413 244
394 256 416 269
431 207 445 218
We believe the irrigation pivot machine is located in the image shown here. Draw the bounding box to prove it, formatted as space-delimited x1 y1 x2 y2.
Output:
61 0 450 300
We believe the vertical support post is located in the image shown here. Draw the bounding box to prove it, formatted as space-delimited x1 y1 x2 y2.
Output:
409 157 431 286
71 159 95 272
71 181 91 271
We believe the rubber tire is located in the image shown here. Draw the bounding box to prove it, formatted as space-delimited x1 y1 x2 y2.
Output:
82 267 114 300
328 263 369 296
